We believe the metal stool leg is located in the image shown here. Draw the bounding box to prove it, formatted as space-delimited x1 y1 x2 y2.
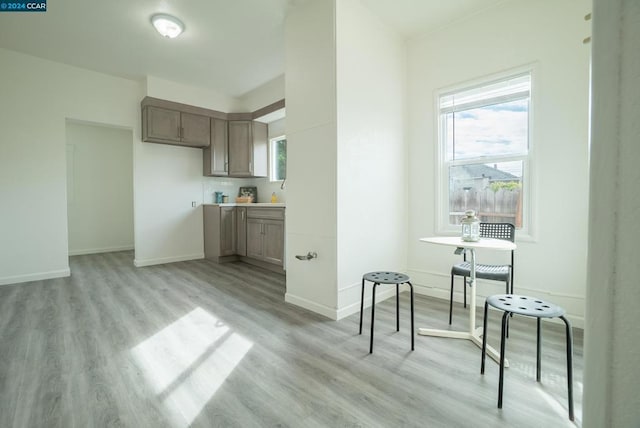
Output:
498 311 509 408
463 276 467 308
481 300 489 374
536 317 542 382
396 283 400 331
408 281 414 351
369 283 378 354
560 315 575 421
449 275 454 325
359 277 365 334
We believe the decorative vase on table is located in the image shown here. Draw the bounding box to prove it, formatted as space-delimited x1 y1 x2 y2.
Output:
461 210 480 242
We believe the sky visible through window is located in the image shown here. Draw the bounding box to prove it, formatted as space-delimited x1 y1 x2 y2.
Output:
450 98 528 177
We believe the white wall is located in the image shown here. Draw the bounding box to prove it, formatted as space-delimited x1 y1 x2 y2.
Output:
284 0 407 319
237 74 285 112
0 47 142 285
335 0 407 316
583 0 640 425
284 0 339 317
405 0 591 325
66 121 133 255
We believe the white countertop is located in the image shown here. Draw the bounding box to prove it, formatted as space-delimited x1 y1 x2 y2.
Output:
204 203 286 207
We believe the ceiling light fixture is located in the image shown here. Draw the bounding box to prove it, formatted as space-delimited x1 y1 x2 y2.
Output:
151 14 184 39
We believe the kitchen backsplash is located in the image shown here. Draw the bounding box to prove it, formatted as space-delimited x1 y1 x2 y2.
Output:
203 176 286 204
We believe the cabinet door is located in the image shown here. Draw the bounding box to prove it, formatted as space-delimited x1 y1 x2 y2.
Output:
180 112 211 148
236 207 247 256
145 106 180 143
204 118 228 176
228 121 253 176
262 220 284 266
246 218 264 259
219 207 237 256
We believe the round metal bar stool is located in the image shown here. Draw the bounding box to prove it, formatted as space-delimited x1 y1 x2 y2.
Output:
358 271 414 353
480 294 574 421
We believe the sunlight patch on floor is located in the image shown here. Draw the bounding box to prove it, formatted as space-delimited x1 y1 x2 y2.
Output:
131 307 253 427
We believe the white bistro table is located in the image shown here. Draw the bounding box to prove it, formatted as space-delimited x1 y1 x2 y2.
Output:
419 236 517 365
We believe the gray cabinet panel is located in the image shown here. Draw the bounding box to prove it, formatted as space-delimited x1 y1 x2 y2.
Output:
142 106 210 148
204 206 236 261
228 120 268 177
262 220 284 265
236 207 247 256
245 207 285 266
204 118 228 176
228 121 253 176
246 218 263 259
180 112 210 148
219 207 237 256
145 106 180 142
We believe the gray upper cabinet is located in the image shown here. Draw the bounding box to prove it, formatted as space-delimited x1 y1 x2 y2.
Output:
145 106 180 142
180 112 211 148
228 121 268 177
204 118 229 176
140 97 281 178
142 105 211 148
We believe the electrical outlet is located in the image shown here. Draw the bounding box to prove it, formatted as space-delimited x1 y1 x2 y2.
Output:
192 201 197 208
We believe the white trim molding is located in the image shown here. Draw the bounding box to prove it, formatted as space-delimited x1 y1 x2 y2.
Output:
68 245 134 256
0 268 71 286
133 253 204 267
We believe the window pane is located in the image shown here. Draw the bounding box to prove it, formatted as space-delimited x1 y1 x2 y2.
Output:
448 99 529 160
449 161 523 227
272 138 286 181
440 73 530 112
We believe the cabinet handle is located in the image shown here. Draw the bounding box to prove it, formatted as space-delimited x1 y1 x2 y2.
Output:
180 127 184 139
224 161 228 172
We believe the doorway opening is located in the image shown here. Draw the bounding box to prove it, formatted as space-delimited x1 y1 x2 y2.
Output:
65 120 134 260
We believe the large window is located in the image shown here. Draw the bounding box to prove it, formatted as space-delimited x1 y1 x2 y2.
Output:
269 136 287 181
439 71 531 230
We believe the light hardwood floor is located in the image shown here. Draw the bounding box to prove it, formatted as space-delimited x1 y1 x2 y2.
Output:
0 251 582 427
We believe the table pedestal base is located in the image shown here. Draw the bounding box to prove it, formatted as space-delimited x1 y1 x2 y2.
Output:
417 327 510 367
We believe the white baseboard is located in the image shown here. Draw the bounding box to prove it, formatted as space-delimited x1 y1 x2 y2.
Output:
0 268 71 286
68 245 134 256
133 253 204 267
284 293 338 320
285 286 403 321
336 285 403 320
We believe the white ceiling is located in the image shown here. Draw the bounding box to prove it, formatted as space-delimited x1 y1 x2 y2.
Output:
0 0 504 98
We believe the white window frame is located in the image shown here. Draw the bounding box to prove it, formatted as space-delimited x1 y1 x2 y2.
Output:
269 135 286 182
435 66 536 239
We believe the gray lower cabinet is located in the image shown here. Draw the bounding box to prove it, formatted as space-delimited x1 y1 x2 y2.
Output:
142 106 211 148
236 207 247 256
228 121 268 177
246 208 285 266
203 118 229 176
204 206 236 261
204 205 284 268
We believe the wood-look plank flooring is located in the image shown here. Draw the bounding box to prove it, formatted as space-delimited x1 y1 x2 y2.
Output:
0 251 582 427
